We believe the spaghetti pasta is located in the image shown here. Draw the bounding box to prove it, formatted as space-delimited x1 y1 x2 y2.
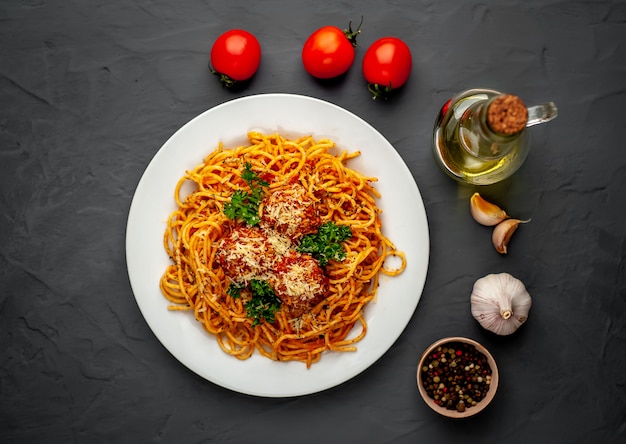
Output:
160 132 406 367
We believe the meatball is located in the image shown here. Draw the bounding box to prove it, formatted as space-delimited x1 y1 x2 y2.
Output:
260 185 320 241
271 251 328 317
216 226 275 284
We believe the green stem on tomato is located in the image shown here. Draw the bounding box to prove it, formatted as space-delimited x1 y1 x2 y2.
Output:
209 64 236 88
344 16 364 47
367 82 393 100
218 73 236 88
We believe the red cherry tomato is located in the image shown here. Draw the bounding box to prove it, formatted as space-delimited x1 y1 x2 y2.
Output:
210 30 261 86
362 37 412 99
302 19 362 79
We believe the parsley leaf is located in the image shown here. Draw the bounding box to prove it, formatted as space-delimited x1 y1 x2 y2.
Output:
245 279 281 326
242 162 269 189
226 280 281 326
223 163 268 226
226 283 243 299
297 221 352 266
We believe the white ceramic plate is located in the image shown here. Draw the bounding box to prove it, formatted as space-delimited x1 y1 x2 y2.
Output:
126 93 429 397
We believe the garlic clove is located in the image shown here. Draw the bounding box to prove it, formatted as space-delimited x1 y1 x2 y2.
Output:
470 273 532 335
470 193 509 226
492 218 530 254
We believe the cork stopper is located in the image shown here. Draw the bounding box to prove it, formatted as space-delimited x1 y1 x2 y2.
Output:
487 95 528 135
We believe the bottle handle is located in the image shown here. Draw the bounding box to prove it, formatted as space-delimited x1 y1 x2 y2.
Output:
526 102 558 127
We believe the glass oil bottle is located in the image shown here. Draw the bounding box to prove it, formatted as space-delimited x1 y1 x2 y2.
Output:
432 88 558 185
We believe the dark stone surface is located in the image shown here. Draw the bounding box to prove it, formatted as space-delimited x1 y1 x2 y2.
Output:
1 1 624 442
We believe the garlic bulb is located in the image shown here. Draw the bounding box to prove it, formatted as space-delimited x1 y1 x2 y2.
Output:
470 273 532 335
470 193 509 226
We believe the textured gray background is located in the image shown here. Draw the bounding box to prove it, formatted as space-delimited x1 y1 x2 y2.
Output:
1 0 625 443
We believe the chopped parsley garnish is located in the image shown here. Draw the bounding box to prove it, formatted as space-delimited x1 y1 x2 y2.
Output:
226 282 244 299
297 221 352 266
223 190 261 225
223 162 269 226
226 279 281 326
246 279 281 326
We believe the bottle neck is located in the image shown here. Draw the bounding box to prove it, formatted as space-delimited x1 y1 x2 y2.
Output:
458 98 524 160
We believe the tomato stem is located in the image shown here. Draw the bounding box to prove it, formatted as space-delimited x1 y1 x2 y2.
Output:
218 73 236 88
368 82 393 100
209 65 236 88
344 16 364 47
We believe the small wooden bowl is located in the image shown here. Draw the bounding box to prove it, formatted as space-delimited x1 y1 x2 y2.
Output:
416 337 499 418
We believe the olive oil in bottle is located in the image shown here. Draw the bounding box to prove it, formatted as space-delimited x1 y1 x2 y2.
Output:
432 89 557 185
